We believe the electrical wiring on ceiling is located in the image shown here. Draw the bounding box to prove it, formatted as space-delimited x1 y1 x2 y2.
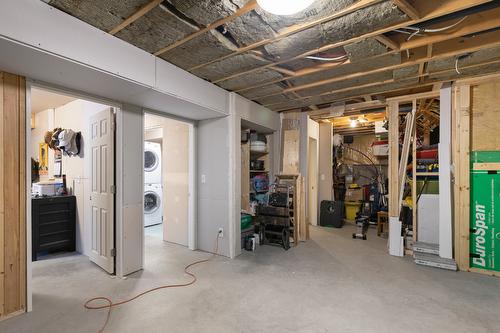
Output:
398 16 469 41
84 233 221 333
305 55 348 62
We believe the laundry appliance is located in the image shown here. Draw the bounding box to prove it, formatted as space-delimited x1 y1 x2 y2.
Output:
144 141 162 184
144 183 162 227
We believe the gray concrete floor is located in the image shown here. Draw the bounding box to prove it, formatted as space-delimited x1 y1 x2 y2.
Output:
2 225 500 333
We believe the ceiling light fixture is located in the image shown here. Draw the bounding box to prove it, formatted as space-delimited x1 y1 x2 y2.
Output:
257 0 315 16
350 117 358 128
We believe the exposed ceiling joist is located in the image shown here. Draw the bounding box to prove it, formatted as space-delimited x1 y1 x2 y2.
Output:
279 10 500 94
154 0 258 56
188 0 385 71
308 100 386 117
374 35 400 50
392 0 420 20
296 56 500 101
212 0 491 84
109 0 163 35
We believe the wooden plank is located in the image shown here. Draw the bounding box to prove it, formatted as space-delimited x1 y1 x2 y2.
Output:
412 106 417 242
3 73 20 315
109 0 163 35
392 0 420 20
210 0 490 83
454 84 471 271
388 101 399 218
188 0 384 70
0 72 5 318
18 77 26 311
154 0 258 56
374 35 399 50
241 139 250 212
473 162 500 170
0 72 26 320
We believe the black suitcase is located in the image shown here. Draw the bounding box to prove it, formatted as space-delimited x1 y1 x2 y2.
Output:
320 200 344 228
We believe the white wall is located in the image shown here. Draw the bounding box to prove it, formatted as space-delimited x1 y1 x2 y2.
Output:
318 123 333 203
197 117 231 257
116 104 144 276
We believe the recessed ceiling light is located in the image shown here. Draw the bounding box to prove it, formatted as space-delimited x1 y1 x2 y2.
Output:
257 0 316 16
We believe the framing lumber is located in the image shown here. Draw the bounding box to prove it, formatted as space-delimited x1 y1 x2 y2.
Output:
211 0 490 83
374 34 400 50
188 0 385 70
453 83 471 271
154 0 258 56
282 8 500 93
0 72 26 321
392 0 420 20
238 4 500 95
109 0 163 35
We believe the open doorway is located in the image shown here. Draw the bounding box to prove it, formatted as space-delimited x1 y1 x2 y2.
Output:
28 85 117 308
143 113 191 265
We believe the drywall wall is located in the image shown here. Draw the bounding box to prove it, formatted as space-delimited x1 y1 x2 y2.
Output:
318 122 333 203
0 0 228 120
116 104 144 276
197 117 231 257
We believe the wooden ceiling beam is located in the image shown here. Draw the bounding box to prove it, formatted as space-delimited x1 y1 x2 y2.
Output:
154 0 258 56
280 15 500 94
187 0 383 70
392 0 420 20
109 0 163 35
275 55 500 112
211 0 490 83
374 35 400 50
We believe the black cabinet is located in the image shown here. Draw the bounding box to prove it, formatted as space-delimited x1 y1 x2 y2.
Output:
32 195 76 261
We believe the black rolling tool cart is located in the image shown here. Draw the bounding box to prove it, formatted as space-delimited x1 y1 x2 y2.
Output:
257 183 293 250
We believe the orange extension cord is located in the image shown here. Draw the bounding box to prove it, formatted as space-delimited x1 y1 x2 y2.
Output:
84 235 220 333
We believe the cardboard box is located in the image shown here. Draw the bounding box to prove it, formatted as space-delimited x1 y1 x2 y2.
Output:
345 188 364 202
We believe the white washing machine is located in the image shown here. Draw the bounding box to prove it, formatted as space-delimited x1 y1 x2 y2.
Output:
144 141 162 184
144 183 163 227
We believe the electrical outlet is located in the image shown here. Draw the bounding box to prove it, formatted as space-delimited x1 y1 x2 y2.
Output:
218 228 224 238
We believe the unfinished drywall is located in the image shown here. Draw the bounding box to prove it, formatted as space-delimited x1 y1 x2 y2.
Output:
197 117 231 257
318 122 333 203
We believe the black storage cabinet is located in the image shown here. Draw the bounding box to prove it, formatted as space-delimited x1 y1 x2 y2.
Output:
32 195 76 261
320 200 344 228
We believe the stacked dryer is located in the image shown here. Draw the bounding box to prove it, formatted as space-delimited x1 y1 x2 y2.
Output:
144 142 163 227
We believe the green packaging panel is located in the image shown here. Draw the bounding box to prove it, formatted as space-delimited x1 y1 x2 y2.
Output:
470 170 500 271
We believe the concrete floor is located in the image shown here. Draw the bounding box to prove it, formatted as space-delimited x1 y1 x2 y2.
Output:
2 225 500 333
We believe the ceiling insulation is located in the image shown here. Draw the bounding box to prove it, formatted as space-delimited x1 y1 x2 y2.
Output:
46 0 500 112
115 6 197 53
48 0 150 32
191 53 271 82
217 68 284 91
159 30 237 69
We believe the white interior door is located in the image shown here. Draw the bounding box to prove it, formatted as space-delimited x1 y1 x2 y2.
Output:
89 108 115 273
